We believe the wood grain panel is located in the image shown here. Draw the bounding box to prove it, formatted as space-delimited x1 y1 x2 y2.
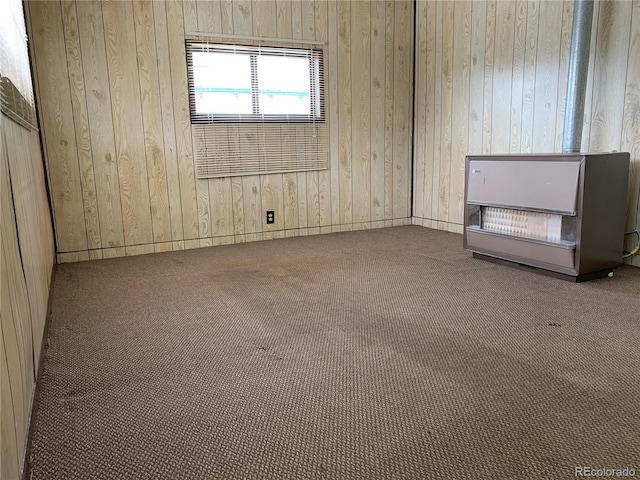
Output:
351 0 371 224
30 0 416 261
102 0 153 246
28 0 87 252
133 0 172 243
619 0 640 267
166 0 200 240
491 0 515 153
153 1 184 242
337 1 352 226
75 1 125 248
437 1 453 223
449 1 471 226
413 0 640 259
531 0 562 153
589 1 632 153
61 1 101 249
371 0 386 221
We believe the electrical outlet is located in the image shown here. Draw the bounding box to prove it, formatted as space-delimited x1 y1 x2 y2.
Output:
266 211 275 224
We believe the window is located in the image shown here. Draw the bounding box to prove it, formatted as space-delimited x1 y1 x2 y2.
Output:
186 42 324 123
186 38 328 179
0 0 37 130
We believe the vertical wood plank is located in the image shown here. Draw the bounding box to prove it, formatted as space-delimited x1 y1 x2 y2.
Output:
351 0 371 224
510 0 527 153
28 1 88 252
482 0 496 154
197 0 223 33
468 0 487 157
437 1 454 223
302 0 320 230
277 0 299 231
254 0 285 233
589 1 632 153
622 1 640 267
450 1 471 225
338 0 352 226
371 0 386 221
491 0 515 153
430 0 443 223
183 0 212 239
383 0 395 223
153 1 184 241
133 0 172 243
554 1 574 152
166 0 200 239
531 0 562 153
520 0 539 153
315 0 331 227
220 0 234 35
328 0 340 226
75 1 125 248
61 1 101 250
102 0 153 246
422 0 437 224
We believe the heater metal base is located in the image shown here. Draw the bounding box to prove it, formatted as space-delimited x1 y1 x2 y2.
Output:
472 253 613 283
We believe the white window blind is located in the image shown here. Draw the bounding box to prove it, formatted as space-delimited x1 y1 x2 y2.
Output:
0 0 37 130
186 37 328 179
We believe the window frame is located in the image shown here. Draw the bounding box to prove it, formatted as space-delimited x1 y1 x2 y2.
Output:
186 42 325 124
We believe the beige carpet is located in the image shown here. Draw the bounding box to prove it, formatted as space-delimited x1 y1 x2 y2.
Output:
25 226 640 479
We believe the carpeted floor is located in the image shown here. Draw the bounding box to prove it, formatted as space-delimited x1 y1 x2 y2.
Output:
25 226 640 479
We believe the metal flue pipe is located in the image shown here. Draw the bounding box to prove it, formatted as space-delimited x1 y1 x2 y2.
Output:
562 0 595 153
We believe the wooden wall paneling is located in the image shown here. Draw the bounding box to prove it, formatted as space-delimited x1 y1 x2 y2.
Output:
490 0 515 153
166 0 200 240
183 0 212 240
422 0 437 226
102 0 153 246
197 0 222 33
220 0 234 35
303 0 320 231
589 1 632 153
75 1 125 248
337 1 352 228
278 0 300 231
468 0 487 157
133 0 173 244
61 1 101 250
1 142 33 478
28 1 88 252
327 0 340 228
232 0 262 238
392 0 412 223
430 0 443 225
4 121 54 362
1 323 20 480
580 3 600 153
449 1 471 226
531 0 562 153
510 0 527 154
228 125 245 235
153 1 184 243
520 0 539 153
436 1 453 224
351 0 371 224
315 0 331 228
553 1 574 153
292 0 308 232
620 0 640 267
412 0 424 221
383 0 394 224
254 0 285 234
371 0 387 222
482 0 496 154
